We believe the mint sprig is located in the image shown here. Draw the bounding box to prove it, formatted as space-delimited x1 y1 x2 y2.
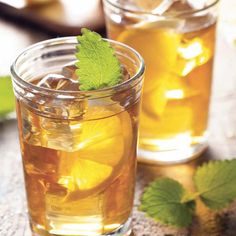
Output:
140 160 236 228
0 76 15 117
76 28 122 91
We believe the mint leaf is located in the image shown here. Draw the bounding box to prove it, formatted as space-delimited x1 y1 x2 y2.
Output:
140 178 195 227
76 28 122 91
0 76 15 117
194 159 236 210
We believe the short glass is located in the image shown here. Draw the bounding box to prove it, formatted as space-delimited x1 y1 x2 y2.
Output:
11 37 144 236
103 0 219 164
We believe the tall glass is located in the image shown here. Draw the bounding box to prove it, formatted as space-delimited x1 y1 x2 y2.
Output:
103 0 219 164
11 37 144 236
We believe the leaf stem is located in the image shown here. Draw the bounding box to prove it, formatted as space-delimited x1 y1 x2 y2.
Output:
181 191 200 203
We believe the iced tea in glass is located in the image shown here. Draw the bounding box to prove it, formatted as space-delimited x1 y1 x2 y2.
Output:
11 37 144 235
103 0 219 164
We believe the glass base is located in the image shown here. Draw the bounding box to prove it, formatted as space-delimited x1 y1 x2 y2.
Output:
138 140 208 165
31 217 132 236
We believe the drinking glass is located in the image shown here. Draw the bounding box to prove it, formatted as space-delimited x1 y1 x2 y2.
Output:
11 37 144 236
103 0 219 164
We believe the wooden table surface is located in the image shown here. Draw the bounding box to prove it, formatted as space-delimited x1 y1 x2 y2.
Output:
1 1 236 235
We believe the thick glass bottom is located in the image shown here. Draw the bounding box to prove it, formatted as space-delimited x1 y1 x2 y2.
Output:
31 217 132 236
138 133 208 164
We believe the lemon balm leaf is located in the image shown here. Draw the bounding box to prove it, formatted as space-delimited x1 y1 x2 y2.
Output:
0 76 15 117
76 28 122 91
140 178 196 228
140 160 236 228
194 160 236 210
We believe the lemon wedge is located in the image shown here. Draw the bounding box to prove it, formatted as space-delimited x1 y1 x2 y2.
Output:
72 159 112 190
75 106 132 167
58 153 113 201
57 106 132 201
117 27 181 94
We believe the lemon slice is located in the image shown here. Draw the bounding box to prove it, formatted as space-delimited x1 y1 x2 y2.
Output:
72 159 112 190
57 106 132 201
141 80 167 118
117 27 181 94
58 154 113 201
75 106 132 167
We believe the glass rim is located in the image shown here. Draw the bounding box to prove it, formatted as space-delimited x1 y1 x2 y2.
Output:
103 0 219 17
11 36 145 98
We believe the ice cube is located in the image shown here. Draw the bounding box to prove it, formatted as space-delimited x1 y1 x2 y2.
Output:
61 63 78 80
164 0 193 15
187 0 206 10
21 107 42 146
131 17 185 30
42 100 87 148
121 65 130 82
134 0 174 14
174 38 211 76
37 74 67 89
130 0 185 30
45 194 103 235
136 0 199 16
39 99 87 151
178 38 206 59
37 74 79 91
59 79 79 91
41 118 75 151
134 0 162 11
152 0 175 15
36 74 85 152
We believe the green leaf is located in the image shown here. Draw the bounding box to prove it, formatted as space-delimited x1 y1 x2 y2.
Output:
140 178 196 228
76 28 122 91
0 76 15 117
194 159 236 210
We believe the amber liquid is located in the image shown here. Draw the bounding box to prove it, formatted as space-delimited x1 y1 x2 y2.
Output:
106 13 216 158
16 86 139 235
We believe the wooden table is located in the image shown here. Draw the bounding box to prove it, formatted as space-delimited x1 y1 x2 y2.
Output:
1 1 236 235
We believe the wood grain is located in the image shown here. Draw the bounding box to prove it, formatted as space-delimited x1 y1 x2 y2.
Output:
1 1 236 235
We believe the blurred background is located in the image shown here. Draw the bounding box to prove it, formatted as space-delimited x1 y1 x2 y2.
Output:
0 0 105 76
0 0 236 117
